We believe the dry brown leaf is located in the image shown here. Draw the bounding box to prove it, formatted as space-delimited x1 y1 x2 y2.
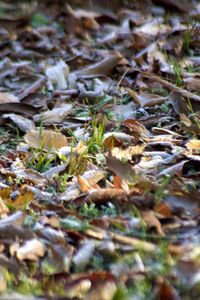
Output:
65 279 91 299
0 103 40 115
183 76 200 93
155 279 181 300
111 231 156 252
86 280 117 300
143 72 200 102
2 113 35 132
73 8 100 30
123 118 150 138
128 90 167 107
103 132 132 149
73 240 95 271
86 188 127 205
74 53 122 78
135 17 170 36
152 0 191 13
113 176 129 191
33 104 73 124
60 169 105 201
180 114 192 127
0 92 19 104
154 203 172 217
77 175 94 193
24 129 68 151
14 169 46 185
106 155 135 182
158 160 188 178
142 210 164 235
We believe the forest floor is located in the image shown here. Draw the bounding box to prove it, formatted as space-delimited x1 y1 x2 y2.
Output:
0 0 200 299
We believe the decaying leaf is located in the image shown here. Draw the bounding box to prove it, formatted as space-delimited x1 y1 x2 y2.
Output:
143 72 200 102
0 0 199 298
2 113 35 132
103 132 133 149
155 279 181 300
86 280 117 300
66 279 91 298
24 129 68 151
142 210 163 235
0 93 19 104
74 53 122 78
33 104 73 124
0 186 34 209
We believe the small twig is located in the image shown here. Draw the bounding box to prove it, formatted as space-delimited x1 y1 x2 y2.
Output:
116 67 130 89
52 89 79 97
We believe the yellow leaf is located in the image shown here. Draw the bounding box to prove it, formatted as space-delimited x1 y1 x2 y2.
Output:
0 186 34 209
186 139 200 151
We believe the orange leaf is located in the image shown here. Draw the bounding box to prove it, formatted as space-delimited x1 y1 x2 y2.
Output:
154 203 172 217
77 175 94 193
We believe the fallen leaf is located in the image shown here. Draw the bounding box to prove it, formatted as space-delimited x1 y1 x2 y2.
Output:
142 210 163 235
42 244 73 274
33 104 73 124
0 197 9 215
2 113 35 132
16 239 46 261
106 155 135 182
0 93 19 104
24 129 68 151
143 72 200 102
186 139 200 152
154 202 172 217
77 175 95 193
74 53 122 78
86 280 117 300
0 186 34 209
155 279 181 300
123 118 150 138
111 144 146 161
103 132 133 149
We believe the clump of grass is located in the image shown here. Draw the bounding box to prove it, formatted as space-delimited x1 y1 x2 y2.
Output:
151 86 169 97
26 144 55 173
31 13 50 28
87 119 105 155
183 28 191 55
80 203 100 218
187 98 200 131
169 56 183 86
154 175 172 204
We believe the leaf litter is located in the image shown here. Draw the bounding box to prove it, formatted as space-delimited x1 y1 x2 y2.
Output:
0 0 199 299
